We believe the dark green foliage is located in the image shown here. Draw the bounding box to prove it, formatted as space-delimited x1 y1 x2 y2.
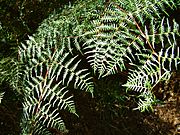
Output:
0 0 179 134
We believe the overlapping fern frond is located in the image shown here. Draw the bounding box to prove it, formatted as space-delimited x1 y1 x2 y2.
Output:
83 0 179 111
20 36 94 92
1 0 179 133
35 0 104 54
117 0 175 23
19 34 94 133
123 50 178 93
123 18 180 92
83 0 177 78
17 0 106 133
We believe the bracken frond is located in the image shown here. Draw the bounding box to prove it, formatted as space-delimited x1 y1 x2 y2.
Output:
123 42 180 92
21 75 75 134
0 92 4 104
2 0 179 133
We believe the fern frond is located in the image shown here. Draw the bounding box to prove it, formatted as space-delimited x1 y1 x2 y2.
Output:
159 44 180 71
0 58 23 92
83 0 179 79
21 116 52 135
20 36 94 93
123 54 167 93
32 124 52 135
32 0 105 55
22 75 75 134
82 0 177 77
48 50 94 93
19 24 94 133
83 38 127 78
117 0 175 21
15 0 179 132
133 91 156 112
83 5 130 77
124 41 180 92
0 92 4 104
145 18 179 49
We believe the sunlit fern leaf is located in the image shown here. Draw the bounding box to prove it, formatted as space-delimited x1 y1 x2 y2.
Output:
133 91 156 112
83 38 126 78
123 53 170 93
124 41 180 92
22 75 75 134
112 0 177 55
21 117 52 135
0 58 23 92
19 32 94 133
0 92 4 104
33 0 105 54
118 0 175 21
15 0 180 132
102 45 126 77
47 49 94 93
19 36 50 65
20 36 94 94
159 44 180 71
145 18 179 49
83 5 131 78
82 0 174 78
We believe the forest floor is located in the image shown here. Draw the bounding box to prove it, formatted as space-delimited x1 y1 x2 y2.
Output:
64 88 180 135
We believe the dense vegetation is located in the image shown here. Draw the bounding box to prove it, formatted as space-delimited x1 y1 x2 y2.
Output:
0 0 180 134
